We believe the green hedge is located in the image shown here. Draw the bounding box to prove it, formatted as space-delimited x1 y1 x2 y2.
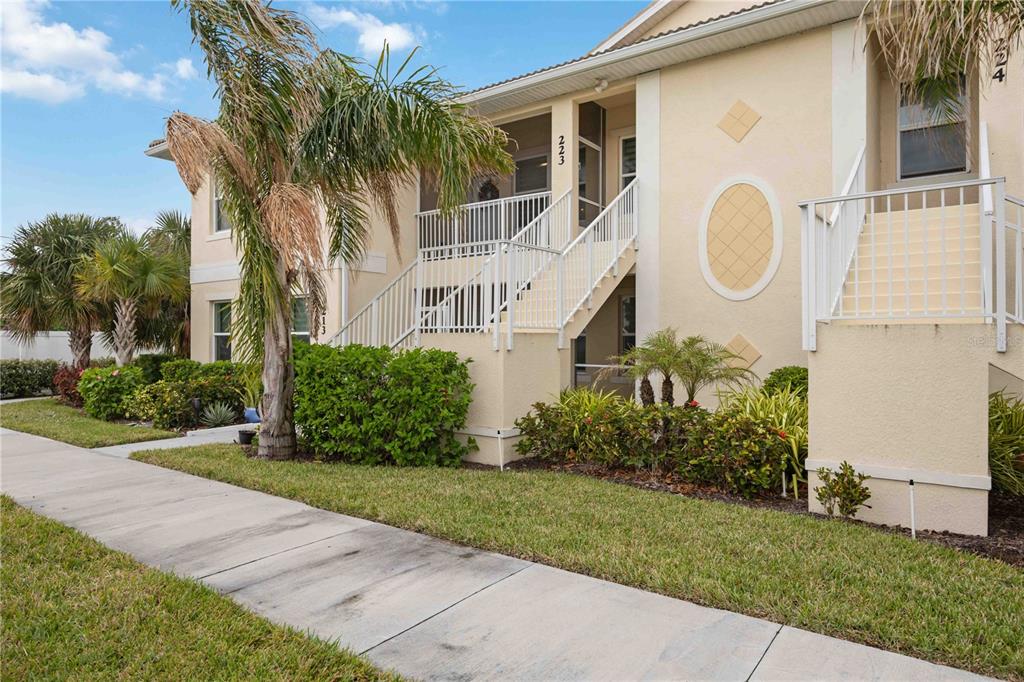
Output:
128 376 243 431
135 354 177 384
515 389 790 498
0 360 59 398
294 344 474 466
78 366 144 421
762 365 808 398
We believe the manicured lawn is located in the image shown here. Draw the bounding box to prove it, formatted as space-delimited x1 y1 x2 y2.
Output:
0 496 397 680
0 398 175 447
133 444 1024 681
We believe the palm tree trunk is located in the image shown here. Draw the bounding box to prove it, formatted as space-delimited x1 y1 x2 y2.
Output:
661 375 674 406
639 376 655 407
113 298 137 366
69 325 92 370
257 261 297 460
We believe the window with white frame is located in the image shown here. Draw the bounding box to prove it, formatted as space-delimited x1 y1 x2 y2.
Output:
291 297 311 345
620 296 636 353
620 136 636 190
514 154 548 194
213 181 232 233
898 78 968 179
212 301 231 361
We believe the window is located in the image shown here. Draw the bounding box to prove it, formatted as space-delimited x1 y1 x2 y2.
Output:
898 79 968 179
291 297 311 345
574 333 587 367
620 136 636 189
620 296 636 353
213 182 231 233
514 155 548 194
213 301 231 361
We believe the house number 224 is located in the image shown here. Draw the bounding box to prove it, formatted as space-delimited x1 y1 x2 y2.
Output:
557 135 566 165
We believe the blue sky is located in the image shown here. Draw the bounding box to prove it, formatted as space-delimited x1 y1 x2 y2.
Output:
1 0 645 241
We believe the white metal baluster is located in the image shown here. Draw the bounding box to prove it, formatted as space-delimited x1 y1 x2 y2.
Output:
941 189 948 314
960 187 966 314
995 181 1007 351
922 191 929 314
887 195 893 316
1016 202 1023 322
904 193 911 316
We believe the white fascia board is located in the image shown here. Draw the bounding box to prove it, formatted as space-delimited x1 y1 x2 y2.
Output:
591 0 678 54
462 0 850 112
145 141 172 161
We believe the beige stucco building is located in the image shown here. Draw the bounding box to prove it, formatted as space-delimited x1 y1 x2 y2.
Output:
148 0 1023 536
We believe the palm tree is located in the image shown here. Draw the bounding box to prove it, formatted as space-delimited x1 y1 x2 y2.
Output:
1 214 121 368
77 233 188 366
140 211 191 356
868 1 1023 123
163 0 513 460
674 335 756 404
604 344 657 407
644 328 684 406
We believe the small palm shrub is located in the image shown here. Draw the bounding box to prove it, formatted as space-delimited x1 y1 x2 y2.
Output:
815 462 871 518
0 359 60 398
762 365 808 398
78 365 144 420
294 343 474 466
990 391 1024 496
201 401 238 427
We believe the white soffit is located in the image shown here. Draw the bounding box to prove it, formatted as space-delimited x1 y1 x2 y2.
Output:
464 0 862 116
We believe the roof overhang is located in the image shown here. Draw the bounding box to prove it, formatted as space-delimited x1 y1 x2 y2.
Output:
462 0 862 116
145 140 172 161
590 0 684 54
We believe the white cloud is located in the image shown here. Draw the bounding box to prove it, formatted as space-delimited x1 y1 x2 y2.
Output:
0 68 84 104
125 216 154 235
0 0 190 104
173 58 198 80
306 3 422 56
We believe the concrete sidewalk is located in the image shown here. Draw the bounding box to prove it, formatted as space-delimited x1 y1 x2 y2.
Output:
94 423 245 458
0 428 986 681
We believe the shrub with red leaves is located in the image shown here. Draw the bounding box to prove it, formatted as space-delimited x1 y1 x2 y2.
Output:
53 364 85 407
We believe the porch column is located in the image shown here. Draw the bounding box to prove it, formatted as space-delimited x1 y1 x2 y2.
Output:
550 97 578 201
635 70 661 342
831 19 867 194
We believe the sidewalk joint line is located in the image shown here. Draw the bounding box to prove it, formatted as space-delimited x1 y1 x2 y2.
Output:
197 527 364 581
745 624 783 682
359 562 534 656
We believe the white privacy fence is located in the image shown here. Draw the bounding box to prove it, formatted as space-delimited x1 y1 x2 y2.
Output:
416 191 551 254
0 331 115 362
801 175 1021 352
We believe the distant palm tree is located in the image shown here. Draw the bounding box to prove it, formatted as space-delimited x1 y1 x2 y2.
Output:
77 233 188 366
140 211 191 356
1 214 121 368
164 0 513 459
674 335 756 404
868 0 1023 122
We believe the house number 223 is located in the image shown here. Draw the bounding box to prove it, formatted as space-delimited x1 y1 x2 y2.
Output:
557 135 566 165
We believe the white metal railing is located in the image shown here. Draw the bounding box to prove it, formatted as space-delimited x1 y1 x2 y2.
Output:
331 183 638 352
801 176 1020 352
554 179 638 346
1003 195 1023 326
417 191 550 255
330 260 418 348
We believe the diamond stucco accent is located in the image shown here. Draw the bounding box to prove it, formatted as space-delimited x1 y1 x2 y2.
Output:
706 183 773 292
725 333 761 369
717 100 761 142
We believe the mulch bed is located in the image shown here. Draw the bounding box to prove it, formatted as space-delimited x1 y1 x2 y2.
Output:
495 458 1024 568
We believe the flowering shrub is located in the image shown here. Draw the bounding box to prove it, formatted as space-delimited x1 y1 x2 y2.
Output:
516 388 788 497
77 365 144 420
815 462 871 518
294 343 474 466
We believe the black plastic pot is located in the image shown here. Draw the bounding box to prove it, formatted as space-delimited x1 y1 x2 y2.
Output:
238 429 255 445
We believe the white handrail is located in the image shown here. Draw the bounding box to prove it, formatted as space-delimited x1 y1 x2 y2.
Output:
802 175 1015 352
828 145 867 226
417 191 551 252
328 258 419 348
980 121 993 214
